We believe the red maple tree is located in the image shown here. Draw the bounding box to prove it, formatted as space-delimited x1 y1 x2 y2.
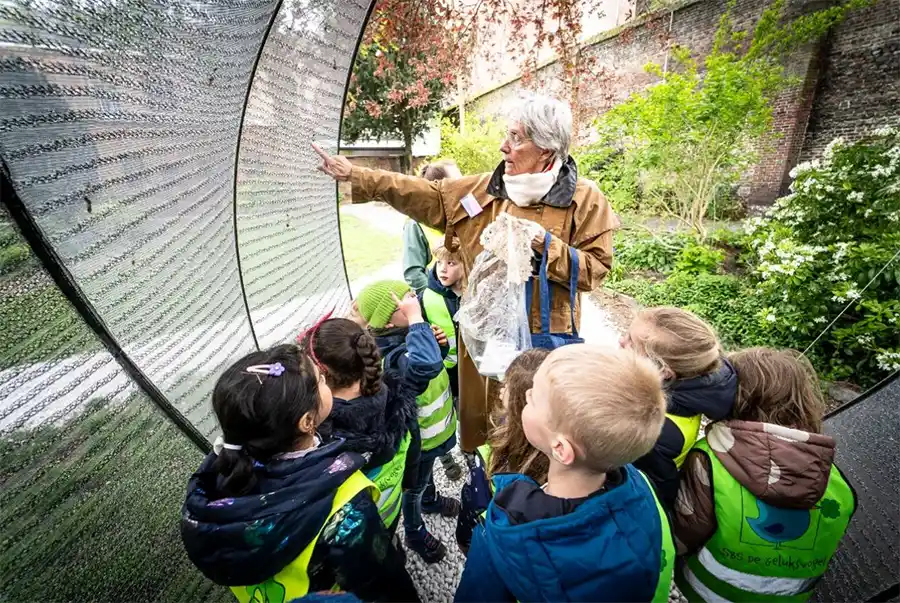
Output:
344 0 625 166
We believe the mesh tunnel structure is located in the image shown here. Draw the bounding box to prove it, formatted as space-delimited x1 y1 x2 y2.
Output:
2 2 899 603
0 0 371 600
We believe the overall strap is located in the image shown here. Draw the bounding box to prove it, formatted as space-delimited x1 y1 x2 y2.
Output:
526 233 580 335
567 245 580 337
538 231 553 335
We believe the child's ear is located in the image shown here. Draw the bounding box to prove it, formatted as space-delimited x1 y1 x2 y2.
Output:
297 411 317 435
660 365 676 381
551 436 576 466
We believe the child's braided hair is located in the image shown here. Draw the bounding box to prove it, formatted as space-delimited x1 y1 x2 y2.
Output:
303 318 383 397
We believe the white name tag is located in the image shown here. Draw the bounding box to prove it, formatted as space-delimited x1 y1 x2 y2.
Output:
460 193 483 218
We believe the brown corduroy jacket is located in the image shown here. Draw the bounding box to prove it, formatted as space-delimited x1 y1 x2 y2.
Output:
350 159 618 334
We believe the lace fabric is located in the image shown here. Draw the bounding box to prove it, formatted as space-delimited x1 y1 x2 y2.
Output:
457 214 543 378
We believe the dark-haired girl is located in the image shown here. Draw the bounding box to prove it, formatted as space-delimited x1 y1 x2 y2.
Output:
300 317 421 537
181 344 419 603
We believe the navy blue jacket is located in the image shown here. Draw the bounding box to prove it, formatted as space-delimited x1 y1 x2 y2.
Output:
319 370 422 492
634 358 738 508
181 439 418 602
372 322 444 398
418 265 460 396
455 466 667 602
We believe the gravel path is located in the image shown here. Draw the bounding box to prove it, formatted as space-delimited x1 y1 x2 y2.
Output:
401 448 468 603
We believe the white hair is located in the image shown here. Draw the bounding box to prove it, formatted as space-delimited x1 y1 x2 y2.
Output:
507 95 573 160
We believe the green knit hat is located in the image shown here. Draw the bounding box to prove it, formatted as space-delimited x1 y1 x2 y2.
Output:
356 280 412 329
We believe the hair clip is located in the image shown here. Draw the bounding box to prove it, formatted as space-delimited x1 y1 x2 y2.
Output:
245 362 285 384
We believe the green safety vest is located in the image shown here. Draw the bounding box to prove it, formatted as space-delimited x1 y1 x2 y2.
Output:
366 431 411 528
638 469 677 603
475 444 494 526
231 471 378 603
676 438 855 603
668 412 703 468
422 288 457 369
477 443 494 500
476 443 492 469
418 367 456 451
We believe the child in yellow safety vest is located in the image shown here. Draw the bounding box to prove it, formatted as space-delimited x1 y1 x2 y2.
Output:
181 344 419 603
419 242 467 482
456 347 550 554
299 317 422 537
353 280 460 564
673 348 856 603
620 307 737 508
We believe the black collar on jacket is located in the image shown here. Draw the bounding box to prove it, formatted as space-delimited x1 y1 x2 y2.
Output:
486 155 579 208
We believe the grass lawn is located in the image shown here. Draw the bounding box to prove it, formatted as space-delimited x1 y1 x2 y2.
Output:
338 212 404 283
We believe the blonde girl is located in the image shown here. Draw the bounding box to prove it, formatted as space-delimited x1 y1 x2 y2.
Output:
620 306 737 507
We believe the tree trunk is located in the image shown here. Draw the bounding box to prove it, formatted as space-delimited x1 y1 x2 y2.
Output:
401 126 413 175
458 78 466 135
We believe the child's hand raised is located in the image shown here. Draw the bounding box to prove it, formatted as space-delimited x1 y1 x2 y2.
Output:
390 291 424 325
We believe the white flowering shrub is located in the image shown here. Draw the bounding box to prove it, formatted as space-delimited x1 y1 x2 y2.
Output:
748 128 900 384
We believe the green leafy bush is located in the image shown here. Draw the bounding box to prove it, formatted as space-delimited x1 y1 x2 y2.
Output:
584 0 868 237
611 272 771 349
747 128 900 385
436 117 506 175
675 240 726 275
611 230 689 278
575 145 640 213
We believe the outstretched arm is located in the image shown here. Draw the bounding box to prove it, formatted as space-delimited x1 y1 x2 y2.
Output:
312 143 447 231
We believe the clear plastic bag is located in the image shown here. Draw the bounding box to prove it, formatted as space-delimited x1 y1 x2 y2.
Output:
456 213 544 378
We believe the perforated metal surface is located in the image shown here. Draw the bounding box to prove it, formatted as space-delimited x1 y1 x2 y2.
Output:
238 0 368 348
0 1 369 600
0 205 229 601
816 376 900 602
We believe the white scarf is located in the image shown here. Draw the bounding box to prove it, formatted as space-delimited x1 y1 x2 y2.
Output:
502 157 563 207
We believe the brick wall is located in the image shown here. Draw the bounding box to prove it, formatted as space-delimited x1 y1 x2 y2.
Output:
800 0 900 161
465 0 898 205
743 43 823 205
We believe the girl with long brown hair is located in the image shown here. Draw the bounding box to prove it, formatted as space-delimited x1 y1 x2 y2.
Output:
455 348 550 554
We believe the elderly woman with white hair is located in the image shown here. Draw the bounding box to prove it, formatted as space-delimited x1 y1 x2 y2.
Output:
313 95 618 452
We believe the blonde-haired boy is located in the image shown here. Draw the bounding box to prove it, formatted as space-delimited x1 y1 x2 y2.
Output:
419 240 466 481
455 345 676 603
